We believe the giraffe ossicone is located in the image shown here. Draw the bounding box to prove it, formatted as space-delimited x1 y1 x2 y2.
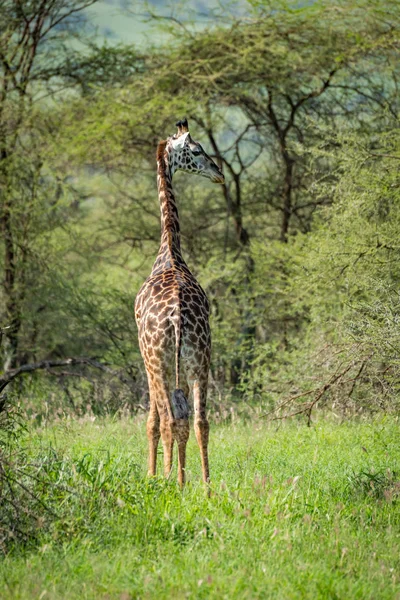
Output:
135 119 224 488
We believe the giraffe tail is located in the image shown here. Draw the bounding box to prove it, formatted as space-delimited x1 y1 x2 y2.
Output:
171 309 189 420
171 389 189 420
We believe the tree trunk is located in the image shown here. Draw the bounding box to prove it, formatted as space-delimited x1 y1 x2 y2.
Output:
1 147 21 370
280 151 294 243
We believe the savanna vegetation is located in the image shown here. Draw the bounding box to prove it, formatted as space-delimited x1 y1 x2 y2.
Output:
1 0 400 597
2 417 400 599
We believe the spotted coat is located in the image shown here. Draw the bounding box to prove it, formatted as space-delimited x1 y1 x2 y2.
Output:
135 119 224 487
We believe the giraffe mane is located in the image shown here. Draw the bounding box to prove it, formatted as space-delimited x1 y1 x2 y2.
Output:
156 139 168 166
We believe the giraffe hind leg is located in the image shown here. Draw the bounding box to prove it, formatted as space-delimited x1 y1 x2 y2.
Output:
146 384 160 477
172 380 190 488
160 414 174 478
175 418 190 488
193 378 210 485
152 376 175 479
151 374 190 487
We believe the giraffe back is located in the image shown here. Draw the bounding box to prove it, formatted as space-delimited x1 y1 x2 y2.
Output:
135 265 211 384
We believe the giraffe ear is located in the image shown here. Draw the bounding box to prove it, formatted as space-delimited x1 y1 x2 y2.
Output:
171 131 189 150
176 118 189 136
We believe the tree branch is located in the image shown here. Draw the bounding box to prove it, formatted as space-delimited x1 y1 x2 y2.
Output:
283 68 338 137
0 357 135 394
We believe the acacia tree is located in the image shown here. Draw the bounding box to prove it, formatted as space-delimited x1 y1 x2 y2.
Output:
0 0 94 369
248 127 400 419
0 0 144 373
125 0 397 388
10 0 397 400
54 0 399 391
145 0 400 241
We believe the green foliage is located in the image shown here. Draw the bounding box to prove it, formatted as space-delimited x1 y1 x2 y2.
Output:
299 129 400 406
0 396 53 550
1 0 400 414
3 4 400 594
246 128 400 415
1 417 400 597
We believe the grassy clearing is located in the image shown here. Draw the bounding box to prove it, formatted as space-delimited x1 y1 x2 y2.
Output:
1 416 400 599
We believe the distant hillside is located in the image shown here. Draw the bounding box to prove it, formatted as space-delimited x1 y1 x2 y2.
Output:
83 1 153 46
83 0 236 46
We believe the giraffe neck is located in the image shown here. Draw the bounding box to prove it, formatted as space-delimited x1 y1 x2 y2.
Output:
151 141 185 275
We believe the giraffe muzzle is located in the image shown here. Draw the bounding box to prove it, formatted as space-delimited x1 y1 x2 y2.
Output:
211 168 225 184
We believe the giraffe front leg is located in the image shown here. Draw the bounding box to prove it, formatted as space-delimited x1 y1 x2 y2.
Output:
193 379 210 485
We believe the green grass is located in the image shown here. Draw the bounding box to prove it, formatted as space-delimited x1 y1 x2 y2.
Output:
1 416 400 599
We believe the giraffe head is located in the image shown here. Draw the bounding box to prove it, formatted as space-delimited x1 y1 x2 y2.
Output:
167 118 225 184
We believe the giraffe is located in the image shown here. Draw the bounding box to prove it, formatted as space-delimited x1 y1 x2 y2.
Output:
134 118 224 488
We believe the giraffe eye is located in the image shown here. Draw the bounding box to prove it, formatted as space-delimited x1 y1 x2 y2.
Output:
192 150 202 156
